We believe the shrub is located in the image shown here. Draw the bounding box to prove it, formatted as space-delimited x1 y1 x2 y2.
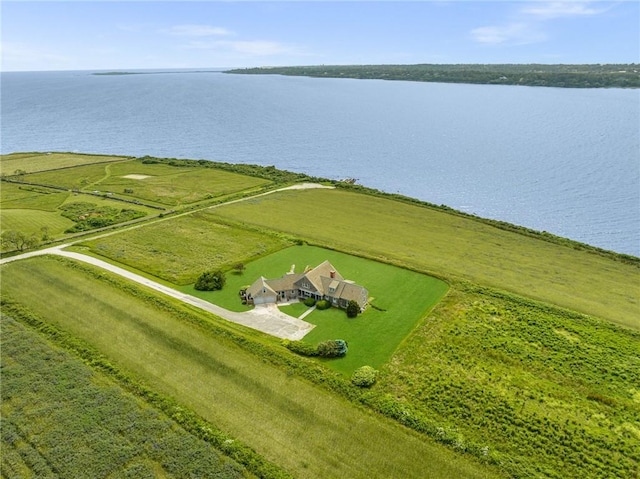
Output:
282 340 319 357
351 366 378 387
316 300 331 310
317 340 348 358
303 297 316 307
346 300 360 318
194 270 226 291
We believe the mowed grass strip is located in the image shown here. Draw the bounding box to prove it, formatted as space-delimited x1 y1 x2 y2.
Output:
83 213 292 284
208 188 640 329
0 152 127 175
183 245 449 374
1 315 249 479
0 209 75 237
0 257 503 479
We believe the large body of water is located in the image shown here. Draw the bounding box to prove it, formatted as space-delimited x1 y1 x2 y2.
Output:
2 70 638 256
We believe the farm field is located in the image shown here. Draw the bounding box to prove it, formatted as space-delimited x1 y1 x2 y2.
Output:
0 315 250 479
0 152 128 175
379 286 640 479
181 245 449 374
82 213 293 284
208 188 640 329
16 157 271 206
0 256 502 479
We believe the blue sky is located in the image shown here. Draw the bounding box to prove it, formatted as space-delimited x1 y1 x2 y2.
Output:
2 1 638 71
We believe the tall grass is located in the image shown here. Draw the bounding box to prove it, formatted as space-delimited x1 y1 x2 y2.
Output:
1 315 250 479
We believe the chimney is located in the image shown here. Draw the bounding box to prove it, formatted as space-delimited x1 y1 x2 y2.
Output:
330 270 336 279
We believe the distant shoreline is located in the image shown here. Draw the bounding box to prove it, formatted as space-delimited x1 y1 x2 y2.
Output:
225 63 640 89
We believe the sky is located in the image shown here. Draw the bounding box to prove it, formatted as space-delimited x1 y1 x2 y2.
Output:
1 1 638 72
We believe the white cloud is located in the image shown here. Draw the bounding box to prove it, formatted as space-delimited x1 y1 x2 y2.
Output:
470 23 546 45
521 1 605 19
163 24 233 37
182 39 301 57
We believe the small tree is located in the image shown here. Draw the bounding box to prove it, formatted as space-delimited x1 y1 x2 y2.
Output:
351 366 378 387
194 270 226 291
346 300 360 318
233 263 245 275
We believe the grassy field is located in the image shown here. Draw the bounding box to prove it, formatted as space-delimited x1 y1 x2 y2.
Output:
18 158 271 206
0 256 502 479
1 315 250 479
83 213 293 284
0 152 128 175
378 286 640 479
208 188 640 329
181 245 449 374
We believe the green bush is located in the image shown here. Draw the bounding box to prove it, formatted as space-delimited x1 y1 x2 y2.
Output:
282 340 319 357
346 300 360 318
317 340 348 358
351 366 378 387
303 297 316 307
194 270 226 291
316 300 331 310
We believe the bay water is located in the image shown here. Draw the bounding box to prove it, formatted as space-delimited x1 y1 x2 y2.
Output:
1 70 638 256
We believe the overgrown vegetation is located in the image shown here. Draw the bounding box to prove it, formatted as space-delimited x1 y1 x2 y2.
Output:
59 202 146 232
378 285 640 479
227 63 640 88
0 315 250 479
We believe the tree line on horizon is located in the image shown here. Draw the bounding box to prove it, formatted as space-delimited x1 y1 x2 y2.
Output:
226 63 640 88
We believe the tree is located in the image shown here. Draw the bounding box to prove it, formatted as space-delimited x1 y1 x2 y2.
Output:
1 230 38 251
233 263 245 274
194 270 226 291
346 300 360 318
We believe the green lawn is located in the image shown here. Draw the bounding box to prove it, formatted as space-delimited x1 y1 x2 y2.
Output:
208 188 640 329
183 245 448 374
83 213 293 284
1 315 249 479
0 152 127 175
0 256 502 479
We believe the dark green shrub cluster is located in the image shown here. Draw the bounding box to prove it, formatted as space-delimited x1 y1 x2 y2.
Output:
316 299 331 310
351 366 378 387
303 297 316 307
60 202 146 233
194 270 226 291
317 340 348 358
281 340 319 357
